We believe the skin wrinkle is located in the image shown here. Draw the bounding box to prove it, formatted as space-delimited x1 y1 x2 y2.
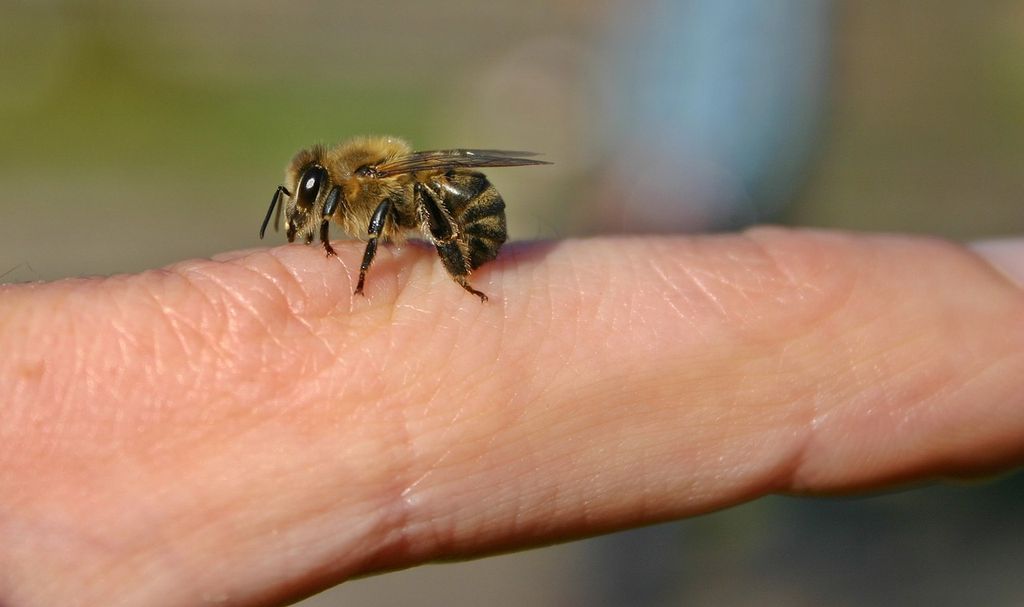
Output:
501 282 571 449
151 261 326 452
247 253 324 323
28 288 73 439
945 347 1021 421
35 290 107 458
643 237 827 493
741 229 861 342
850 315 929 408
136 278 228 424
886 338 964 417
724 231 870 492
742 228 827 302
851 268 967 413
193 257 345 413
171 270 246 354
595 247 631 335
646 256 708 343
389 264 457 361
499 457 560 538
902 332 1023 461
244 247 347 319
785 328 901 490
139 284 211 409
180 267 258 348
383 245 466 327
145 270 204 358
107 312 142 385
647 234 821 348
663 236 833 494
135 300 230 426
404 363 535 541
400 432 457 500
551 256 584 395
679 264 732 319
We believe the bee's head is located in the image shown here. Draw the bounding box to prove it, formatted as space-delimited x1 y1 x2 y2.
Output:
284 163 329 242
260 145 339 243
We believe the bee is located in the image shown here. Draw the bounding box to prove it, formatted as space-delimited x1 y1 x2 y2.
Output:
260 136 549 301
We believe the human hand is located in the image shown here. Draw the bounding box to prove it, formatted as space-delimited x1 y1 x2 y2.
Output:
2 228 1022 606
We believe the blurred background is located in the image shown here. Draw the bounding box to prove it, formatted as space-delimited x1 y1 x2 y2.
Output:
1 0 1022 605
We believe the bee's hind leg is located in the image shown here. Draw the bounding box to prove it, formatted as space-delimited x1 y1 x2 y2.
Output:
436 243 488 302
415 183 488 302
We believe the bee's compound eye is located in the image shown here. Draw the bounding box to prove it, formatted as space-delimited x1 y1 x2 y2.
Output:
297 165 328 208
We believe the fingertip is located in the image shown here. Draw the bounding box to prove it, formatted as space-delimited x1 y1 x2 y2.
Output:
972 238 1024 288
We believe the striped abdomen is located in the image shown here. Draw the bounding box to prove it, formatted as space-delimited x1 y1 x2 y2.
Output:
440 171 508 270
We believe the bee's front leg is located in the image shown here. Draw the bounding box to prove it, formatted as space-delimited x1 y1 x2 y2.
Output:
320 186 342 257
320 221 336 256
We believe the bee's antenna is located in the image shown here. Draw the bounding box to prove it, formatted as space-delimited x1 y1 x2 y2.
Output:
260 186 290 239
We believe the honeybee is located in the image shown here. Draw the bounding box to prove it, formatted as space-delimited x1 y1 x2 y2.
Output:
260 136 549 301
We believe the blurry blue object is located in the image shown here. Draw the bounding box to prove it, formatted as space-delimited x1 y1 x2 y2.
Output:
585 0 834 601
605 0 833 230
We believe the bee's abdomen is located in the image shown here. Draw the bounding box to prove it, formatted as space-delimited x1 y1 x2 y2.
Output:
444 172 508 270
462 186 507 269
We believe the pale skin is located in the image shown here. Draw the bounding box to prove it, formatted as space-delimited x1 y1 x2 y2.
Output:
1 228 1023 607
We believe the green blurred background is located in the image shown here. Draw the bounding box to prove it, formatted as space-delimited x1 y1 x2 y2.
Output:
1 1 1022 605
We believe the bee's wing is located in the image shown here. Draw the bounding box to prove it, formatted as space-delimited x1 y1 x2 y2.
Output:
374 149 550 177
